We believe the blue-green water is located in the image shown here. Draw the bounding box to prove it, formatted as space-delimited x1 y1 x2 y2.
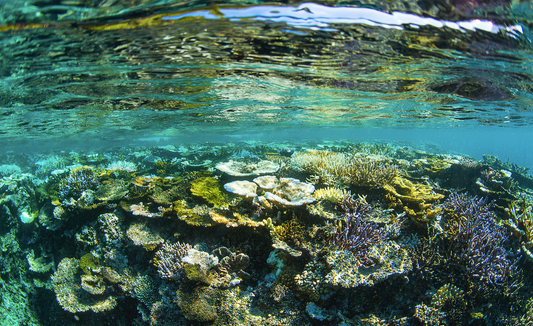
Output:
1 1 533 325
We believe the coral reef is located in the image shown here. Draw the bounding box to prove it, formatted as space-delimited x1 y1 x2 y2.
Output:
0 140 531 325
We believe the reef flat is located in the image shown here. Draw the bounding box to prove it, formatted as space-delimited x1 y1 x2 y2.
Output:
1 140 533 325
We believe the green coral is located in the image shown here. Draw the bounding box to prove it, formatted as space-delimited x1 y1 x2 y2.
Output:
190 177 229 208
431 283 464 307
79 252 100 275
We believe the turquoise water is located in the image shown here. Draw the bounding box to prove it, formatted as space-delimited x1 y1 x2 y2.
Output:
1 0 533 325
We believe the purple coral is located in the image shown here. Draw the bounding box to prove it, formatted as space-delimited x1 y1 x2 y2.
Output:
335 198 387 265
444 193 515 285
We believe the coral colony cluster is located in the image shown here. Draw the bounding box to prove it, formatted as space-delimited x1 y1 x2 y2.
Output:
1 141 533 325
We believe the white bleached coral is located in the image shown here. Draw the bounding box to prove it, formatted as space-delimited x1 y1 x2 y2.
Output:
223 181 258 198
216 160 279 176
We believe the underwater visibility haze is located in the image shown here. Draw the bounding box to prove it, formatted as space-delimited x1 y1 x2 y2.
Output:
1 0 533 325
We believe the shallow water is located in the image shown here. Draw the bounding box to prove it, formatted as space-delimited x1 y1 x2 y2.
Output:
1 1 533 325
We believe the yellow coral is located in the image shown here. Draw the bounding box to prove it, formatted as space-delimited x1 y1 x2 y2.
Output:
314 187 351 203
79 253 100 275
431 283 464 307
190 177 229 208
384 176 443 223
291 150 397 187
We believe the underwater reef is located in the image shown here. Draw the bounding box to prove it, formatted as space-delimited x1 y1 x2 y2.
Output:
1 140 533 325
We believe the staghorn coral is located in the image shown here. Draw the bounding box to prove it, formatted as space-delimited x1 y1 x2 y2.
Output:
334 197 387 266
290 150 397 188
444 193 515 285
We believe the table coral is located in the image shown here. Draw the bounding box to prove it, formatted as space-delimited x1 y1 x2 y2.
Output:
223 180 258 198
126 222 164 249
265 177 316 208
190 176 230 208
216 159 280 176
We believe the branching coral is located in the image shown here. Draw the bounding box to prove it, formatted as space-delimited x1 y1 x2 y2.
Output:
290 150 397 188
314 187 350 203
505 198 533 261
431 283 464 307
444 193 515 285
58 166 99 200
334 197 387 265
